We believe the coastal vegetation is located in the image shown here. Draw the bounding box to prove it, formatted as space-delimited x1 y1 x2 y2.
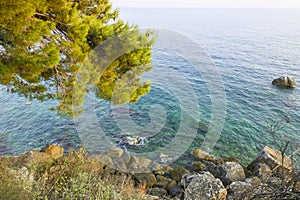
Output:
0 136 299 199
0 1 299 200
0 119 298 199
0 147 148 199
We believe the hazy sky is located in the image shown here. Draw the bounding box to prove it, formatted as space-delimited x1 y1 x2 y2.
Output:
112 0 300 8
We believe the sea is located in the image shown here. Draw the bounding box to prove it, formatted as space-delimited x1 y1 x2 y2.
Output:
1 8 300 166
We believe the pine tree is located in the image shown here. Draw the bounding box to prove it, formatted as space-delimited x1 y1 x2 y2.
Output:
0 0 154 116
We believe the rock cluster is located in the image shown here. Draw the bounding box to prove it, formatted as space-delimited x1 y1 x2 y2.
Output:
92 146 296 199
0 145 297 200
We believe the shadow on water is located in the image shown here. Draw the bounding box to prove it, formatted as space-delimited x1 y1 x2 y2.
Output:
0 133 13 156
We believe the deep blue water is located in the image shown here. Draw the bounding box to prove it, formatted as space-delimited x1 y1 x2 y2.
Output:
1 9 300 165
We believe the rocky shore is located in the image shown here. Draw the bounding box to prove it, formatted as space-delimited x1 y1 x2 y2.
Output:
0 144 299 199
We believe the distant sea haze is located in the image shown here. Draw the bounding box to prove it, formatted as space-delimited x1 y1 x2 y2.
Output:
0 9 299 164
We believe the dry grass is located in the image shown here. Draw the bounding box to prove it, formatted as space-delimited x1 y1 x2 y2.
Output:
0 147 148 200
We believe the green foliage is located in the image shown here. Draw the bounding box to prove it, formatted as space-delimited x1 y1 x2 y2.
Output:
0 0 154 116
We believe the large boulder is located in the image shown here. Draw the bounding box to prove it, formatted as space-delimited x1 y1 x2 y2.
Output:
248 146 293 173
252 162 272 179
96 154 113 167
226 177 261 200
97 148 129 172
107 147 124 158
134 172 157 188
44 144 64 159
181 172 227 200
272 76 296 87
211 162 245 186
226 181 251 200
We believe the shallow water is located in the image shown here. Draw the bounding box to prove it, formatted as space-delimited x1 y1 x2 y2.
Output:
1 9 299 165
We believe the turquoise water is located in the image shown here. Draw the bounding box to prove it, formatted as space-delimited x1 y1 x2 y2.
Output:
1 9 300 165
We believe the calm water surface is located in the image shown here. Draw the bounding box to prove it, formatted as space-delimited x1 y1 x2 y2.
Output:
1 9 299 165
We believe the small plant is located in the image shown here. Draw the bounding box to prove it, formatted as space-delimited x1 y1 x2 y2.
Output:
247 118 300 199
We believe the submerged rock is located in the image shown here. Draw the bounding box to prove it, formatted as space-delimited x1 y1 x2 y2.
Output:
119 136 148 146
191 149 216 161
272 76 296 87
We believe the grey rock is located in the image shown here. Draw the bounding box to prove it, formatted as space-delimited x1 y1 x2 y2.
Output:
153 181 169 189
120 151 131 165
96 154 113 167
248 146 293 173
167 179 178 189
167 185 183 198
128 156 152 173
181 172 227 200
226 177 262 200
148 187 168 196
107 147 123 158
245 176 262 185
212 162 245 186
226 181 251 200
253 162 272 179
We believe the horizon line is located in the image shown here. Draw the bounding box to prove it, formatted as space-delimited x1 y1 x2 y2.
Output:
115 6 300 9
